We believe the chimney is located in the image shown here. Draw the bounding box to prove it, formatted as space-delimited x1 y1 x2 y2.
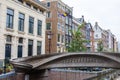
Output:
82 15 84 19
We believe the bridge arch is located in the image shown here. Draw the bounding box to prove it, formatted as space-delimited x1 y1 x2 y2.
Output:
11 52 120 71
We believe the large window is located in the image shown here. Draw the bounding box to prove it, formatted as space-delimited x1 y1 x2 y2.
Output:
6 8 14 29
18 13 25 31
29 16 34 34
28 40 33 56
37 41 42 55
37 20 42 36
46 23 51 30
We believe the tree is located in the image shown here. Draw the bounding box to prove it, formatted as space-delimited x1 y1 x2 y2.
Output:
67 23 87 52
97 40 103 52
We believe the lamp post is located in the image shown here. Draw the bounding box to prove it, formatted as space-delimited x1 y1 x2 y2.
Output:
47 31 53 54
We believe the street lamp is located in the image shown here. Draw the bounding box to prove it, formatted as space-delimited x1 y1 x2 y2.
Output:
47 31 53 54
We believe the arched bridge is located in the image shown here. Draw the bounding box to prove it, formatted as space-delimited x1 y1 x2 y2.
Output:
11 52 120 72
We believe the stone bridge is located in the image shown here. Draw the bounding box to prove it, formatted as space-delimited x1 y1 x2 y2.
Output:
11 52 120 70
10 52 120 80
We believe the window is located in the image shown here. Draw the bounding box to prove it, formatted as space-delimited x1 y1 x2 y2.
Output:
46 23 51 30
62 16 65 21
57 34 60 42
28 40 33 56
62 25 64 32
18 13 25 31
65 16 68 24
47 11 51 18
62 6 65 11
69 27 72 36
29 16 34 34
6 8 14 29
19 38 23 44
6 35 12 42
47 2 50 7
96 34 98 37
18 45 23 58
65 36 68 44
61 35 64 43
65 26 68 34
69 18 72 26
37 20 42 36
57 22 61 30
5 44 11 59
37 41 42 55
57 3 61 8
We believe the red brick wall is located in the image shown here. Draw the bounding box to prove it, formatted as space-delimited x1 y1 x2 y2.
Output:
1 70 97 80
48 70 97 80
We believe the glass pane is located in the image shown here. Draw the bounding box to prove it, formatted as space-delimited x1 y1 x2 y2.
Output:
28 40 33 45
37 41 42 55
19 13 25 19
10 16 13 28
6 15 9 28
46 23 51 30
7 8 14 15
19 38 23 43
6 35 12 42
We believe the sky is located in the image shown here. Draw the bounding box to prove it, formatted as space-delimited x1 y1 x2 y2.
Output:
62 0 120 41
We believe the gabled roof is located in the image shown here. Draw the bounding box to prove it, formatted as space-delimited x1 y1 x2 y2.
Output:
76 16 85 24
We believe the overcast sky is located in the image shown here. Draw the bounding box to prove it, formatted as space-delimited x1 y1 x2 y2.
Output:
62 0 120 41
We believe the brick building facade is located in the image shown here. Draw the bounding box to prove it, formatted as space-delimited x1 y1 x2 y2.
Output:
42 0 73 54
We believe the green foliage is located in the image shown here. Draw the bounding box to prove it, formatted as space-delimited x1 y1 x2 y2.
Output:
67 23 87 52
97 40 104 52
5 64 13 72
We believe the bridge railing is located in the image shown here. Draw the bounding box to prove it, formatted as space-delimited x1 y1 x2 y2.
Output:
0 71 16 80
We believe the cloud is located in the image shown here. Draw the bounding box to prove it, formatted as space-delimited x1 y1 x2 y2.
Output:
62 0 120 41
